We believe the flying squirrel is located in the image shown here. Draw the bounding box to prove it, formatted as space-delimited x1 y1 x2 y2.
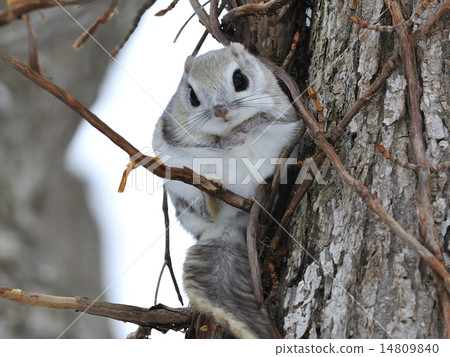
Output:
152 43 299 338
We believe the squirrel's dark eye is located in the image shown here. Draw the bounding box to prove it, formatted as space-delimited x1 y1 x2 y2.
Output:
232 69 249 92
189 85 201 107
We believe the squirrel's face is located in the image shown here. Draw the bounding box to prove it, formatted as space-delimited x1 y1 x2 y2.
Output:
179 44 277 136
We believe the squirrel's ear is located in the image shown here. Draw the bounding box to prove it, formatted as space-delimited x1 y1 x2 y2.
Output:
184 55 194 73
230 42 246 57
230 42 252 66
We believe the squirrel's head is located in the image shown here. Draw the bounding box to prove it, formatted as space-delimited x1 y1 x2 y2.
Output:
178 43 281 136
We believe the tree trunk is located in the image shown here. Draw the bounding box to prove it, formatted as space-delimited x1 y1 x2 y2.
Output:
274 0 449 339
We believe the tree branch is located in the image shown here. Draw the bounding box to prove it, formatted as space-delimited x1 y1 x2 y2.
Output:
72 0 121 50
247 185 280 339
111 0 158 58
154 188 184 306
0 0 96 27
23 13 41 73
0 286 192 332
209 0 229 45
406 0 435 26
349 15 395 32
386 0 442 261
221 0 291 25
0 48 253 213
189 0 212 33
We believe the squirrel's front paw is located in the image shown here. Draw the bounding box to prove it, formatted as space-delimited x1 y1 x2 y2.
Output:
223 132 246 149
203 174 226 192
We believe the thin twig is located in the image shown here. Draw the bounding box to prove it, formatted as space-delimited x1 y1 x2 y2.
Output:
221 0 291 25
406 0 434 27
118 160 138 192
72 0 120 50
154 188 184 306
0 0 95 26
155 0 179 16
376 144 450 172
189 0 212 33
349 15 395 32
111 0 158 58
191 29 209 56
247 185 265 307
154 262 167 306
154 188 169 305
264 121 305 213
281 31 300 70
265 262 279 305
173 10 196 43
0 48 253 213
173 0 213 43
23 14 41 73
412 0 449 43
375 144 421 171
307 85 325 132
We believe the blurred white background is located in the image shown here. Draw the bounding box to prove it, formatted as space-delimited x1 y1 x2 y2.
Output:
65 1 220 338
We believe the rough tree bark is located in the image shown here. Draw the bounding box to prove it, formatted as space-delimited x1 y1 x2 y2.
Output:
274 0 449 338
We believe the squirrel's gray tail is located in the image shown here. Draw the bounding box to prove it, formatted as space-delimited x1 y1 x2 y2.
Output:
183 226 273 338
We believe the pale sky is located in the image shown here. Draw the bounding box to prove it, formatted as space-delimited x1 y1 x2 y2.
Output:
65 2 220 338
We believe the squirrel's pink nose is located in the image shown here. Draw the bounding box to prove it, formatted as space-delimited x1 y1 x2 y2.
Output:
214 106 229 120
